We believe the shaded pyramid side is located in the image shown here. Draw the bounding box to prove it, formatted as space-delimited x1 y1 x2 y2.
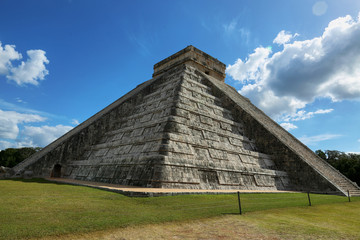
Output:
11 65 185 187
62 67 186 186
201 68 360 196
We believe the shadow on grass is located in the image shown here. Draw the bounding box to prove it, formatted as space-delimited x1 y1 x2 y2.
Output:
1 177 71 186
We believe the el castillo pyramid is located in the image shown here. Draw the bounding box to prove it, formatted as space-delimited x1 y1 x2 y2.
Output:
11 46 360 196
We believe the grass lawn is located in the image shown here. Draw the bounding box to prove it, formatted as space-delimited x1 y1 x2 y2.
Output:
241 202 360 239
39 203 360 240
0 178 359 240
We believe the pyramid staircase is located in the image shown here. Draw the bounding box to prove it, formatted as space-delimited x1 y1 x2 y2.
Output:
206 72 360 196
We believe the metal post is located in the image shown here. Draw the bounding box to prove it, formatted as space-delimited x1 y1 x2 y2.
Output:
237 191 242 215
348 190 351 202
307 192 312 206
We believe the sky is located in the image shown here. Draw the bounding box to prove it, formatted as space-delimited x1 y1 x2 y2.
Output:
0 0 360 153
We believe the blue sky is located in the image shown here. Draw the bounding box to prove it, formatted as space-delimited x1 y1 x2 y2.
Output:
0 0 360 153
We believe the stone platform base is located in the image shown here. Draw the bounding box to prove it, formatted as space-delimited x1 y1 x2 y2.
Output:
46 178 296 197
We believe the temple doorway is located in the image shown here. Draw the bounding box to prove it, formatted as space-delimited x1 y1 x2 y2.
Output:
51 164 62 178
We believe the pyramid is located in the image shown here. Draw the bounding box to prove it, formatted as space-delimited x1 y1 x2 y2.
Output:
12 46 360 196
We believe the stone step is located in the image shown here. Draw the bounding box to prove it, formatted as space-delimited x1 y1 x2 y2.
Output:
350 192 360 195
337 184 353 187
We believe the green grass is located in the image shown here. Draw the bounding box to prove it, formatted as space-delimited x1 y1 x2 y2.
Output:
0 179 359 240
242 203 360 239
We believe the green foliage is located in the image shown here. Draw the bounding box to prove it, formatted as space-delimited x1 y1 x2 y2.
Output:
316 150 360 185
0 147 41 168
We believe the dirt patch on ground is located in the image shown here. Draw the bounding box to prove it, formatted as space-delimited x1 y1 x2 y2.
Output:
38 215 279 240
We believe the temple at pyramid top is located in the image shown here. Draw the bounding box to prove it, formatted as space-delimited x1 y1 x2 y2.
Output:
153 45 226 82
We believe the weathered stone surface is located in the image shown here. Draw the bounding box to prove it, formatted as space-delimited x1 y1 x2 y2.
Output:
10 46 360 195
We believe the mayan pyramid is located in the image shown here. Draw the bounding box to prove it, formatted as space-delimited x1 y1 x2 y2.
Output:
11 46 360 196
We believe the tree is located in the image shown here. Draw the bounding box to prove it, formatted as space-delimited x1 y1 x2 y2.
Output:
0 147 42 168
315 150 326 160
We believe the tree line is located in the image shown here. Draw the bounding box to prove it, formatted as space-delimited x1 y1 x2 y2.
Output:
315 150 360 186
0 147 42 168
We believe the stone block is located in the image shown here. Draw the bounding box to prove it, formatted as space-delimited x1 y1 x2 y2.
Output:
254 175 275 187
218 171 244 185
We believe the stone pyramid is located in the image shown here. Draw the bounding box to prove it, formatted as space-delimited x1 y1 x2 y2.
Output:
12 46 360 196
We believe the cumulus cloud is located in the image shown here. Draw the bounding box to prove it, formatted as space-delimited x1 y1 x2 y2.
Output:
0 124 73 150
0 42 49 86
227 13 360 119
280 122 298 131
0 108 73 150
0 140 15 150
0 109 46 139
299 134 341 145
0 43 22 74
7 50 49 86
273 30 299 45
0 139 35 150
227 47 271 82
21 125 73 147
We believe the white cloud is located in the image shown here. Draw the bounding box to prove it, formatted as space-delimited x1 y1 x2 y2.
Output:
21 125 73 147
281 109 333 122
227 13 360 118
223 19 238 34
0 42 22 75
280 122 298 131
7 50 49 86
71 119 80 125
0 108 73 150
299 134 341 145
273 30 299 45
222 18 251 45
227 47 271 83
0 139 35 150
0 140 15 150
0 42 49 86
348 152 360 155
0 109 46 139
312 1 328 16
15 97 25 103
0 98 59 120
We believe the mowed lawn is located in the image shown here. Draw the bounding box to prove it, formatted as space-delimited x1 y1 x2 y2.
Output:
0 179 359 240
